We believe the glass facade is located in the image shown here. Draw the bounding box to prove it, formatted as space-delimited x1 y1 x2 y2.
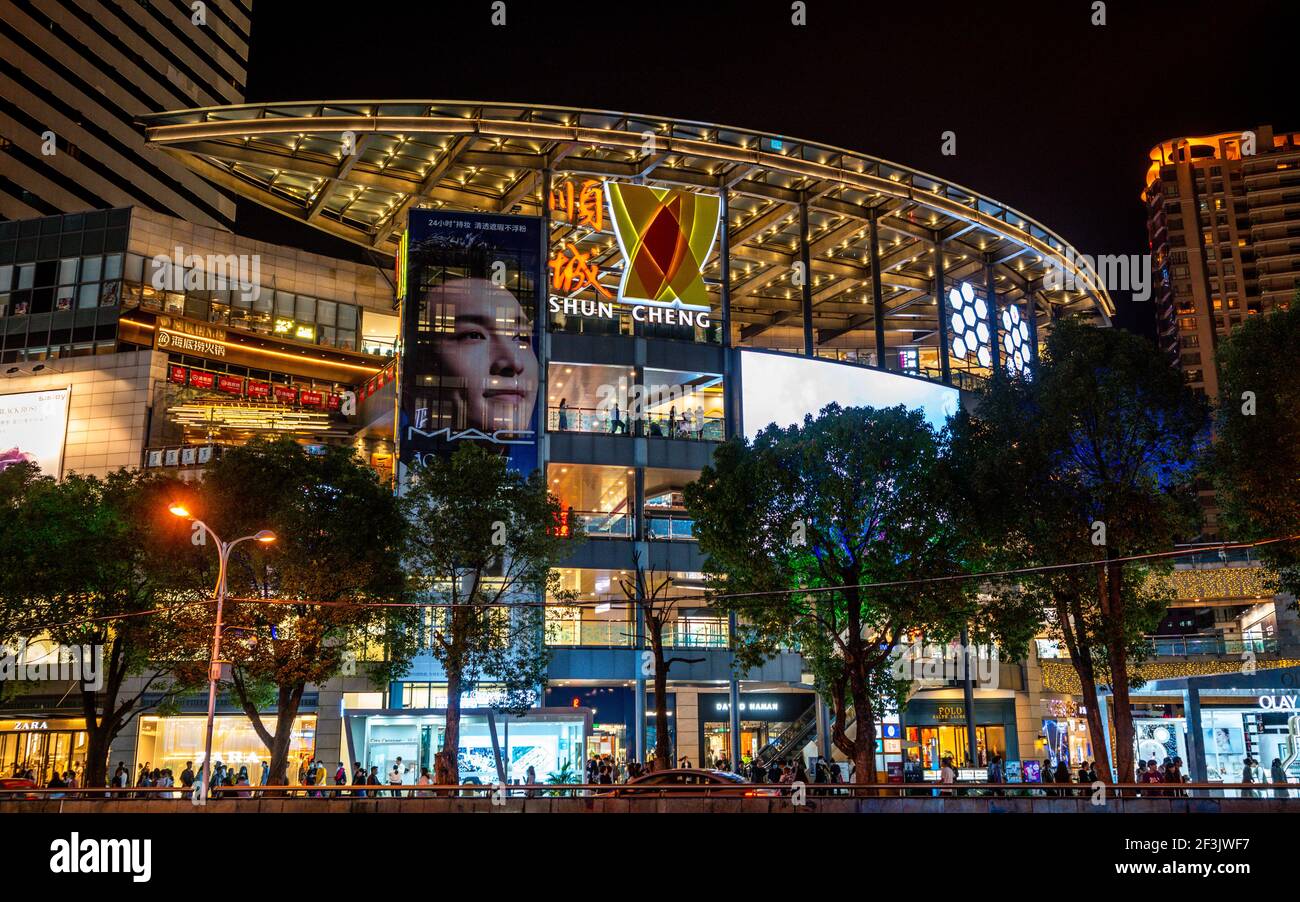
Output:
347 709 587 784
0 209 128 361
134 714 317 784
0 719 88 784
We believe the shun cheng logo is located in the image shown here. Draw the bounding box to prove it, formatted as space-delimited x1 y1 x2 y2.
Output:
605 182 720 312
50 834 152 883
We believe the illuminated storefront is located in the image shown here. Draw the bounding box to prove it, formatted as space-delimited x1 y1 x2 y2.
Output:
345 708 589 785
698 692 814 767
134 714 317 783
903 698 1017 773
0 717 88 784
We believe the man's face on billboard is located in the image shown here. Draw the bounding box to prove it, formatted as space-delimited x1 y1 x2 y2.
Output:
427 277 538 435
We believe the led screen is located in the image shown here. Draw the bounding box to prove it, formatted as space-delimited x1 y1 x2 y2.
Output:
0 387 72 478
739 351 959 439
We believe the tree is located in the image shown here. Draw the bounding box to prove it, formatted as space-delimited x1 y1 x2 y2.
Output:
0 466 203 786
951 320 1206 782
402 444 571 785
1210 299 1300 599
176 438 416 785
617 550 703 771
685 404 968 784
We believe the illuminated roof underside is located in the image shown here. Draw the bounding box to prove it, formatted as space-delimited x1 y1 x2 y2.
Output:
141 101 1112 348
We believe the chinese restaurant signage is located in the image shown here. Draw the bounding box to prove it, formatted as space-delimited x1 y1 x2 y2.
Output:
155 315 227 358
546 180 720 328
167 365 343 411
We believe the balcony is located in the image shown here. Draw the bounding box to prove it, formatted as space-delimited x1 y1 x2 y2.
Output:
548 406 724 441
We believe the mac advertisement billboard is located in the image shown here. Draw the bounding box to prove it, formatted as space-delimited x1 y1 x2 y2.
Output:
739 351 959 440
399 211 544 474
0 387 73 478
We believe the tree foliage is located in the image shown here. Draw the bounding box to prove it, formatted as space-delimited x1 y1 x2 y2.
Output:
172 438 416 785
402 444 572 784
0 465 204 785
1210 298 1300 598
685 404 969 783
951 319 1206 782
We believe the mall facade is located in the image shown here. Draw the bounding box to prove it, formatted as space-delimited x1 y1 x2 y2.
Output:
3 101 1295 789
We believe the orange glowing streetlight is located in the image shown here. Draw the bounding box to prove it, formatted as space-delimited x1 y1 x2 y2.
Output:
167 502 276 805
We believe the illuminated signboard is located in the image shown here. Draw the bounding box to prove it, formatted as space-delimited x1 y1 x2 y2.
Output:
156 315 226 358
0 387 72 479
546 180 720 329
739 350 960 439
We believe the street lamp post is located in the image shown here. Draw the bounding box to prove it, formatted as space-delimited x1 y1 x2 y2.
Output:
169 503 274 806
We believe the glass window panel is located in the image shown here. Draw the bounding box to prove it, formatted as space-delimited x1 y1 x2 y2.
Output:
316 298 336 327
336 329 355 350
58 257 78 285
56 285 76 311
0 265 12 291
17 264 34 290
337 303 357 330
274 290 294 318
103 253 122 280
295 295 316 322
78 284 99 309
80 255 102 283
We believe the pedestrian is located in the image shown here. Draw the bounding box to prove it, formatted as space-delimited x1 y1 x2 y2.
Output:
987 754 1004 786
112 761 129 792
695 404 706 438
353 762 368 798
416 767 434 798
1270 758 1289 798
610 401 624 434
181 761 195 789
558 398 568 431
668 405 677 437
793 758 809 784
1241 757 1259 798
260 760 269 787
940 755 957 795
1054 759 1072 795
1039 759 1054 796
236 767 251 798
388 763 404 797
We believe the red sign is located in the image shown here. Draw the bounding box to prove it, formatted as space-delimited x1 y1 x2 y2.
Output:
218 375 244 395
273 385 298 404
169 365 188 385
299 390 324 408
247 380 270 399
327 393 341 411
188 370 215 390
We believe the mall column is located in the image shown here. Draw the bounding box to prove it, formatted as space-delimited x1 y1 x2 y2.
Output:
727 616 742 771
1183 687 1206 783
868 210 887 368
984 254 1000 374
933 236 951 384
798 198 814 357
960 622 978 766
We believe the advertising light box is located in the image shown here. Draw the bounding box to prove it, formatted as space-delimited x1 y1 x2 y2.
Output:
739 350 959 440
0 387 73 478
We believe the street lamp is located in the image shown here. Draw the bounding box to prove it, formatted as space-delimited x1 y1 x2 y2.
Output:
169 503 275 805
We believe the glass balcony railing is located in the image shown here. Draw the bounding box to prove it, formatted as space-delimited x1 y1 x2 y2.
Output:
548 407 724 441
1142 634 1281 657
645 513 696 541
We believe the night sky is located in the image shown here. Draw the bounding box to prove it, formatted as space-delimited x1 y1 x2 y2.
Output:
238 0 1297 337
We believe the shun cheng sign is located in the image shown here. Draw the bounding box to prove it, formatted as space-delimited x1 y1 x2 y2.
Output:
547 180 720 328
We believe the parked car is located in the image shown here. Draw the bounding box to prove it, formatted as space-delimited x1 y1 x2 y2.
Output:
600 768 782 797
0 777 39 800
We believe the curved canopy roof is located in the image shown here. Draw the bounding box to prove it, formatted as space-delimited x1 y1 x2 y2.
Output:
141 100 1112 350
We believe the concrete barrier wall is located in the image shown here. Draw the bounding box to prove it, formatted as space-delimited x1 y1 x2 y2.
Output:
4 796 1298 814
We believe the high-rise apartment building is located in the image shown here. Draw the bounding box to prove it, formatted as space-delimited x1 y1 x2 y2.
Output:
0 0 251 229
1144 125 1300 399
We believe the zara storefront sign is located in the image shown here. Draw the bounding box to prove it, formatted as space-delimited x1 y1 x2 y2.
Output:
547 180 720 328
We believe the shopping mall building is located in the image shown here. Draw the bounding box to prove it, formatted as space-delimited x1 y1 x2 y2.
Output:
2 101 1295 788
